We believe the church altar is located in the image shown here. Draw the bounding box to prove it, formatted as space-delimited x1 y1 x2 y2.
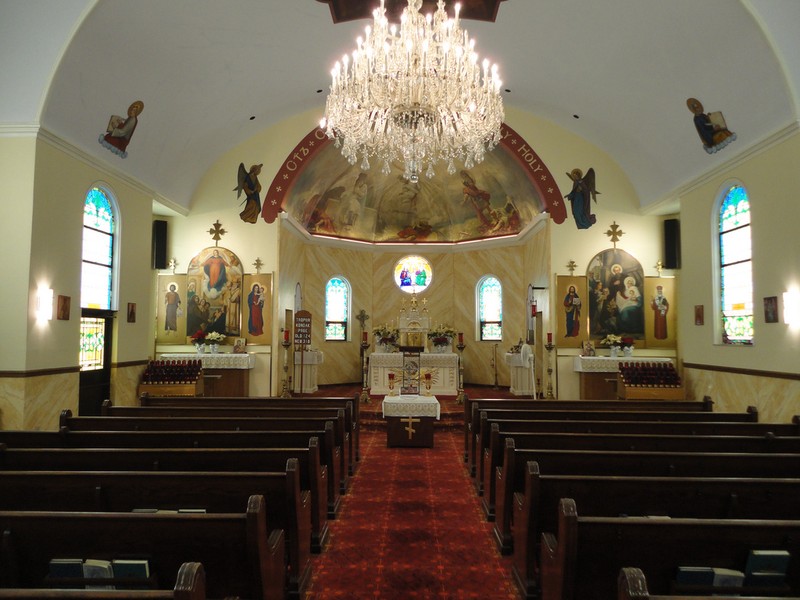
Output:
382 395 440 448
368 352 458 396
382 395 441 420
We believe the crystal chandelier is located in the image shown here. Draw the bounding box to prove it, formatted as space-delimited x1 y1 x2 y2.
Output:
320 0 504 183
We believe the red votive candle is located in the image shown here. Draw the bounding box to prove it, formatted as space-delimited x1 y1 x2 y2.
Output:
547 332 553 344
458 332 464 344
532 303 537 316
362 331 368 343
425 372 431 381
388 372 395 381
283 329 290 342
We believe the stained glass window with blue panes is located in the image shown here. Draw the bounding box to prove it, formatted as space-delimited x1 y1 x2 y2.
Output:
325 277 349 341
81 187 115 310
479 276 503 341
719 185 752 345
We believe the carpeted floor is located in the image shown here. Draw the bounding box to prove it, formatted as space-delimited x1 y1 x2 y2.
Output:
303 428 517 599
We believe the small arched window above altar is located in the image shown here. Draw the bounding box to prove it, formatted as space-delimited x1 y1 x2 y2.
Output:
325 276 350 341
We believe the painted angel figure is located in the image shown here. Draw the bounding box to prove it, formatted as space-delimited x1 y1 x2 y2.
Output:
564 167 600 230
234 162 263 224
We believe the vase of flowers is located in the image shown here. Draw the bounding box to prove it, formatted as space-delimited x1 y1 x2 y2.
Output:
600 333 622 357
205 331 225 353
191 330 207 353
621 336 635 357
428 324 456 353
372 324 399 353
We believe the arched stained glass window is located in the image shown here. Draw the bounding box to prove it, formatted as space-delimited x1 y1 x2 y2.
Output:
478 275 502 341
718 184 753 345
81 187 115 310
325 276 350 341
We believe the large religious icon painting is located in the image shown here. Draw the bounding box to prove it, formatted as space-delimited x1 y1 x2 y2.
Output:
586 249 645 343
644 277 677 348
556 275 588 348
156 274 187 344
185 247 244 342
243 273 273 345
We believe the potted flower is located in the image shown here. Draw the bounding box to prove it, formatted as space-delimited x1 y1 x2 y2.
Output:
600 333 622 357
190 329 207 353
621 336 635 357
427 324 456 353
205 331 225 353
372 324 399 352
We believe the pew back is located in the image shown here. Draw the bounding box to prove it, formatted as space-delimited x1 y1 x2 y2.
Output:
0 495 285 600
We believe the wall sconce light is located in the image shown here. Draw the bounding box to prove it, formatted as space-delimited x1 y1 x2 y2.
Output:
36 287 54 321
783 290 800 327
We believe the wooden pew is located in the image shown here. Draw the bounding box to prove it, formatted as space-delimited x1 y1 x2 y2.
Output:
0 495 285 600
0 461 310 598
138 394 361 467
482 424 800 522
470 412 799 484
618 567 800 600
511 463 800 598
60 409 350 496
0 561 209 600
464 396 715 463
0 427 337 528
540 498 800 600
103 401 355 479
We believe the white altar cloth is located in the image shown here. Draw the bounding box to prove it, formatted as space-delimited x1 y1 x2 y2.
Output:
572 356 672 372
368 352 458 395
382 395 441 420
160 353 256 369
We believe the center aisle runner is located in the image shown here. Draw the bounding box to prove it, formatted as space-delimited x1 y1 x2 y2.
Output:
304 429 517 599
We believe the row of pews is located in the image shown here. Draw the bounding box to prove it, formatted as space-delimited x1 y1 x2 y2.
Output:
463 396 800 600
0 393 361 600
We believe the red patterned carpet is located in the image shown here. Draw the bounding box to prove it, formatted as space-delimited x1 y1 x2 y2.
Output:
303 429 517 599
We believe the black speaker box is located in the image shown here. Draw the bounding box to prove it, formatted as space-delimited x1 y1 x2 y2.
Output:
663 218 681 269
152 220 168 270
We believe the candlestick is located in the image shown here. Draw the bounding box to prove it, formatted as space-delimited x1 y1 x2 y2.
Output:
458 332 464 344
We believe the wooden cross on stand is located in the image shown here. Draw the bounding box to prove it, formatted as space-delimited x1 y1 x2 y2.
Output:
402 416 420 440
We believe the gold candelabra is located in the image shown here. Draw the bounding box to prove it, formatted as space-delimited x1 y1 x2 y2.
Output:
456 335 466 405
544 340 555 399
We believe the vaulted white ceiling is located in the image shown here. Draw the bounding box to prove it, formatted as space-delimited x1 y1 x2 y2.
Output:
2 0 799 215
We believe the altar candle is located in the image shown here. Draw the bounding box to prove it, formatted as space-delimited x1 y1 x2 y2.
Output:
388 372 395 381
547 332 553 344
458 332 464 344
532 303 537 316
362 331 368 343
283 329 290 342
425 372 431 381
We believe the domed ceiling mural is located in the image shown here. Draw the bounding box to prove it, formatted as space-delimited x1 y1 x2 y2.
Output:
267 124 564 244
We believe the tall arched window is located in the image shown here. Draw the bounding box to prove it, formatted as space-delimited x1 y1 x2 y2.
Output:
80 186 118 374
717 184 753 345
81 187 116 310
478 275 503 341
325 276 350 341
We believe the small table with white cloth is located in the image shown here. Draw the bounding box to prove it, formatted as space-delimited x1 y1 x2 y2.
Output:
382 395 440 448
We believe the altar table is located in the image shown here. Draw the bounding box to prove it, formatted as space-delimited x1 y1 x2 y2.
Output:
159 352 256 397
382 395 440 448
368 352 458 396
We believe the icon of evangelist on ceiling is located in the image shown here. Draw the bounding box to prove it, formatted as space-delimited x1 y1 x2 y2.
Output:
98 100 143 158
282 139 546 244
686 97 736 154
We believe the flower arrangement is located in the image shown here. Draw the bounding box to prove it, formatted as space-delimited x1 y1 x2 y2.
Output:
372 324 399 344
205 331 225 344
621 336 635 348
600 333 622 347
427 324 457 346
190 330 207 345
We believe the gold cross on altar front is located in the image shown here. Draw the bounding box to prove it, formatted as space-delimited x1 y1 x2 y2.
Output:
402 416 420 439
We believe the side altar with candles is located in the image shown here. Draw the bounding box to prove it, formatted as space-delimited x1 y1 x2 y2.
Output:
368 293 459 396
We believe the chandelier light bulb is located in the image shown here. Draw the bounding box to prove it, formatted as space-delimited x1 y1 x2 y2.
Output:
321 0 504 183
